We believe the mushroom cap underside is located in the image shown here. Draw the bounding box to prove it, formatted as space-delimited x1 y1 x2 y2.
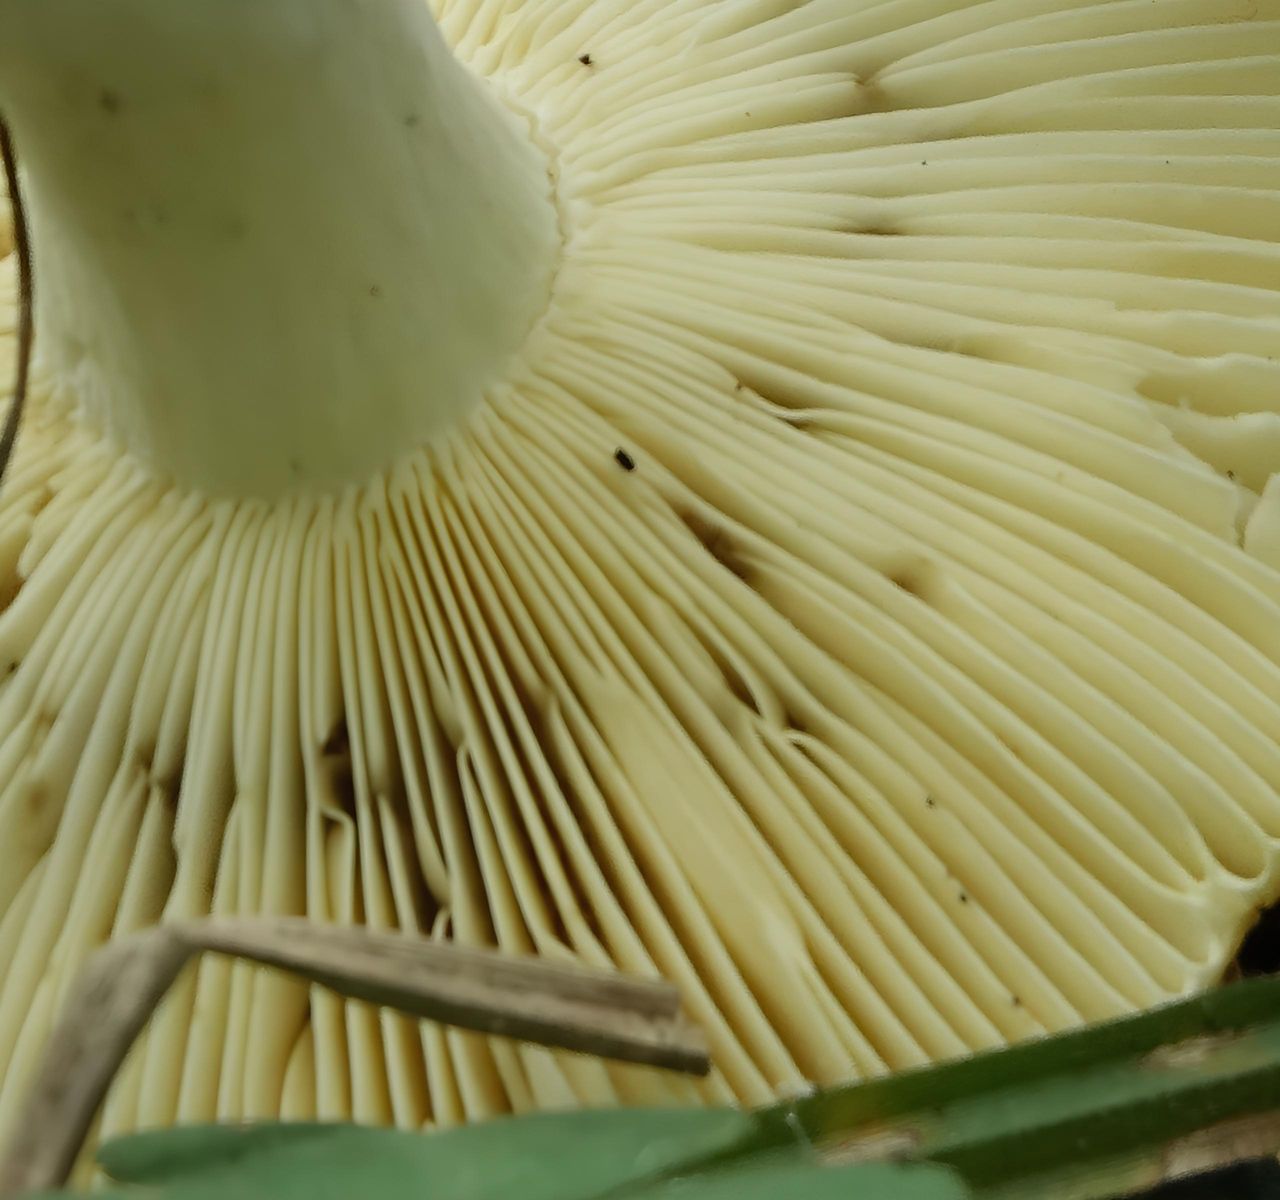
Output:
0 0 1278 1142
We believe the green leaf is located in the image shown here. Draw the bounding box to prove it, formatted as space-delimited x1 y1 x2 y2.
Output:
88 1135 970 1200
96 1123 351 1183
629 1161 971 1199
19 1194 130 1200
98 1108 759 1199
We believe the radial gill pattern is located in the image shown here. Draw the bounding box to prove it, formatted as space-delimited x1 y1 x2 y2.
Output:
1 0 1280 1144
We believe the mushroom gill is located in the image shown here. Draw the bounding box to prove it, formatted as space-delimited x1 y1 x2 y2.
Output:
0 0 1278 1146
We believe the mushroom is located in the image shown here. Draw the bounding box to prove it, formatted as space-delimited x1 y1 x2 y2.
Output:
0 0 1278 1145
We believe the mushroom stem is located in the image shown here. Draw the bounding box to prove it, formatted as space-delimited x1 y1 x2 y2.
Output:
0 0 559 497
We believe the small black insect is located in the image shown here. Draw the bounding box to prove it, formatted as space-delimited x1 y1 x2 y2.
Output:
578 53 593 66
614 448 635 471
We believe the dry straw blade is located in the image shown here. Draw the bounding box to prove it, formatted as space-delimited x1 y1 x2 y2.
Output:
0 917 709 1197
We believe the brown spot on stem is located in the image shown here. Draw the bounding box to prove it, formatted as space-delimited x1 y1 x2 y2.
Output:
1158 1111 1280 1186
1145 1032 1239 1072
825 1123 921 1166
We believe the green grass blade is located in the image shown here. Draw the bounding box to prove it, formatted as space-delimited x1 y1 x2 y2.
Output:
99 1109 759 1200
761 975 1280 1198
627 1161 970 1199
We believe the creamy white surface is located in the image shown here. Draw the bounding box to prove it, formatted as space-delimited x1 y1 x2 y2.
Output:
0 0 1277 1146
